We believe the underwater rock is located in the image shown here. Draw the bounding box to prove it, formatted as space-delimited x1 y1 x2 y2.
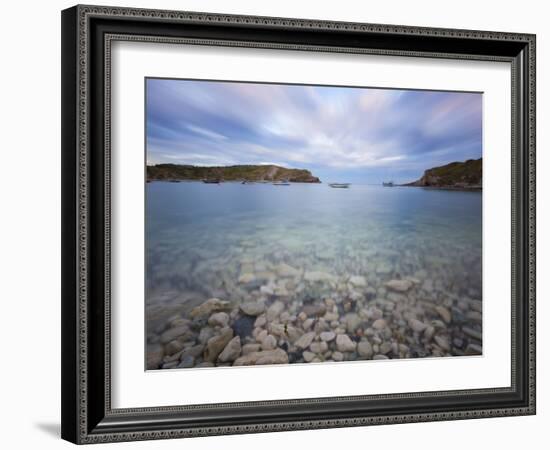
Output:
190 298 230 318
242 343 261 355
336 334 357 352
160 326 191 344
349 275 367 288
434 335 450 352
302 303 327 317
218 336 242 363
266 301 285 322
357 340 373 358
274 263 301 278
435 306 452 324
409 319 428 333
238 273 256 284
204 327 234 362
309 341 328 354
208 312 229 328
295 331 316 350
304 271 336 283
239 301 266 316
178 355 195 368
303 351 316 362
372 319 387 330
261 334 277 351
385 279 414 292
233 348 289 366
320 331 336 342
146 344 164 369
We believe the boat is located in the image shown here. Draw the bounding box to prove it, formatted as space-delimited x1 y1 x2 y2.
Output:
329 183 350 188
273 180 290 186
168 179 181 183
203 179 221 184
242 180 255 184
382 181 394 187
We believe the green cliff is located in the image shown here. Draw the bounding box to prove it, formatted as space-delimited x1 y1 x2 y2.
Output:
147 164 321 183
404 158 482 190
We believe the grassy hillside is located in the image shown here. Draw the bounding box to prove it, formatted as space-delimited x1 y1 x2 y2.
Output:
405 158 482 189
147 164 321 183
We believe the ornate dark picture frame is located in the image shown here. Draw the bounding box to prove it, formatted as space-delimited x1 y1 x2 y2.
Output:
61 4 536 444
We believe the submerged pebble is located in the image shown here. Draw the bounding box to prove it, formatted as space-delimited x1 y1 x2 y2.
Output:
146 183 482 370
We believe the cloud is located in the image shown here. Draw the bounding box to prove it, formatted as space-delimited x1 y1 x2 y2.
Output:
146 79 482 182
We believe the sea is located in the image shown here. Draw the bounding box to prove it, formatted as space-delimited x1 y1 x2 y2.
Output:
145 181 482 367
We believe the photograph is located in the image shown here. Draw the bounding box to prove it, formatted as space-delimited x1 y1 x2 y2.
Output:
57 3 537 444
145 78 483 370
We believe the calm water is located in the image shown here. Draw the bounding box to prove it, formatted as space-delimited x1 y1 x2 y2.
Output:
145 182 482 368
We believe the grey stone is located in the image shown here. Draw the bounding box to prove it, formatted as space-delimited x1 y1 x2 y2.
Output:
218 336 242 363
345 313 362 333
181 344 204 359
254 315 267 328
242 343 261 355
409 319 428 333
465 343 483 355
462 326 482 341
233 349 289 366
146 344 164 369
309 341 328 354
266 301 285 321
357 341 373 358
304 271 336 283
372 319 387 330
320 331 336 342
240 301 266 316
385 279 413 292
274 263 301 278
379 342 392 354
160 326 190 344
295 331 316 349
208 312 229 328
177 355 195 368
190 298 230 318
261 334 277 350
238 273 256 284
434 335 450 352
435 306 452 324
336 334 357 352
349 275 367 288
204 327 234 362
165 339 185 355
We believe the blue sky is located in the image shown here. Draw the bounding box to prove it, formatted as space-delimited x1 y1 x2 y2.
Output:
146 78 482 184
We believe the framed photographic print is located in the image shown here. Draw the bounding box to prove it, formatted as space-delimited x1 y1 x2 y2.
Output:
61 5 536 444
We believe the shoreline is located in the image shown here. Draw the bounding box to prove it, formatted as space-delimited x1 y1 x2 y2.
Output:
147 179 322 184
147 179 482 191
401 185 482 192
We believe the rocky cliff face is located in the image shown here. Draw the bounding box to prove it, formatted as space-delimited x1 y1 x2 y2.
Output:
147 164 321 183
405 158 482 189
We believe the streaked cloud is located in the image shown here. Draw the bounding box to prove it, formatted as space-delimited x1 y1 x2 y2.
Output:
146 79 482 183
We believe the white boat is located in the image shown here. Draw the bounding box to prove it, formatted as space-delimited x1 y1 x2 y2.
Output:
329 183 350 188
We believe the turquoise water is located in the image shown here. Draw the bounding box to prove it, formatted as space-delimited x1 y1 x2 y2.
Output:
145 182 482 369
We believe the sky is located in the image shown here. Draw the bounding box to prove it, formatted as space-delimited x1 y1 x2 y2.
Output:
146 78 482 184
